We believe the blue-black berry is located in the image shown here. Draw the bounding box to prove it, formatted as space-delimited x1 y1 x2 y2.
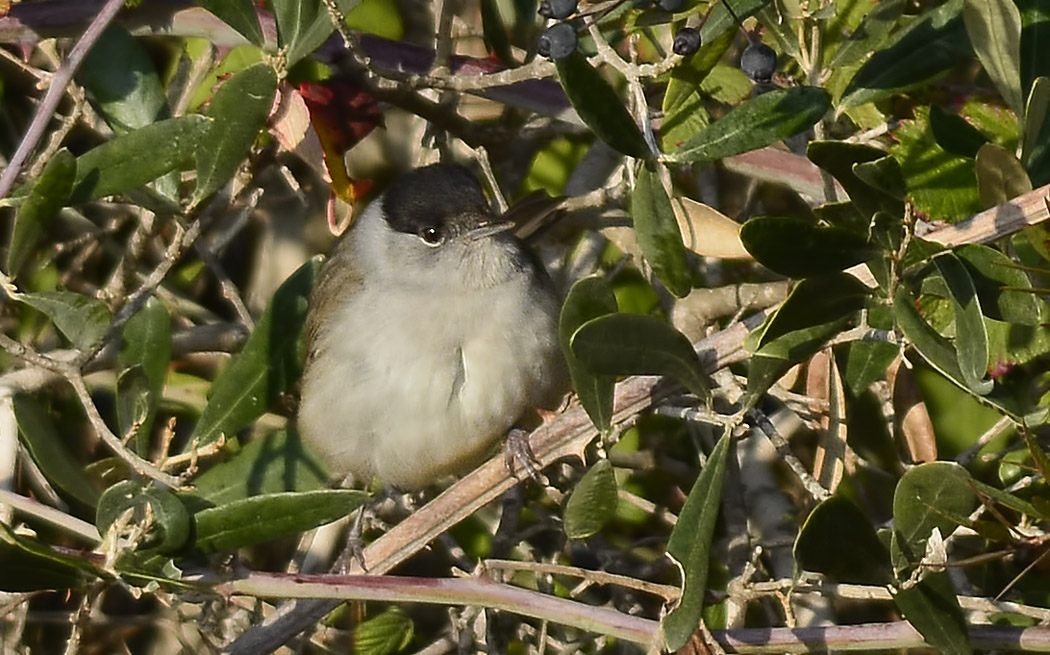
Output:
655 0 685 11
672 27 701 55
538 22 578 60
740 42 777 82
538 0 577 20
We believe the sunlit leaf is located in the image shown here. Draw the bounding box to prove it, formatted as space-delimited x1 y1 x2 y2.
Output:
932 253 992 395
193 62 278 207
672 87 830 163
192 489 367 553
827 0 906 69
963 0 1024 118
956 244 1042 325
269 0 361 65
355 608 414 655
975 143 1033 208
188 258 321 449
891 461 976 572
96 480 192 553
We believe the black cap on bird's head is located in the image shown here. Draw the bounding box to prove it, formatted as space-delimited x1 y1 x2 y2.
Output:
381 164 506 246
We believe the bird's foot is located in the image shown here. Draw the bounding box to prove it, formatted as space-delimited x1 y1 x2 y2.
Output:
503 427 548 486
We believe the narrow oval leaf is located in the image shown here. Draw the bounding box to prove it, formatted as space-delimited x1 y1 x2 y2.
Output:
631 165 692 297
559 276 618 433
77 25 169 135
891 461 977 571
117 296 171 456
556 50 648 159
571 313 710 402
700 0 772 45
192 489 368 553
894 286 972 390
795 496 892 585
892 573 972 655
197 0 265 46
740 216 876 278
956 244 1041 325
752 273 871 361
193 62 278 207
963 0 1024 118
663 429 731 651
564 460 618 540
672 87 830 163
932 253 992 395
13 395 101 507
179 430 330 512
843 340 899 395
975 142 1033 208
188 257 321 449
840 0 969 110
271 0 362 65
7 148 75 277
1021 76 1050 186
72 115 211 202
827 0 906 69
17 290 112 351
96 480 192 553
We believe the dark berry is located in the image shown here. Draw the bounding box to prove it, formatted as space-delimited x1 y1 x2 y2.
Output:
672 27 701 55
655 0 685 12
740 42 777 82
538 0 577 20
538 22 578 60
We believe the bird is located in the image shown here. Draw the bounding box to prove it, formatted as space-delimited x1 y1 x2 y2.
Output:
297 163 567 491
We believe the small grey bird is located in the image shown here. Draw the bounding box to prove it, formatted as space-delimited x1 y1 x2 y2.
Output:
298 164 567 491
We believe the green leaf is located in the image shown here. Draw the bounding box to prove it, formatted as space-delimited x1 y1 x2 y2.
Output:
827 0 906 69
17 290 112 351
740 216 876 278
794 496 892 585
929 104 989 158
751 273 871 361
932 253 992 395
1022 76 1050 186
555 50 648 159
6 148 75 277
77 25 169 135
117 297 171 456
188 258 321 449
197 0 265 46
631 164 691 297
13 395 101 507
893 573 972 655
269 0 361 65
975 143 1033 208
564 460 618 540
559 276 618 433
890 107 983 222
664 29 734 115
0 523 103 592
672 87 830 163
853 156 907 203
895 285 977 393
662 429 731 651
571 313 710 402
963 0 1024 119
72 115 211 203
891 461 977 572
740 355 793 411
179 430 331 512
192 62 278 207
956 244 1042 325
96 480 192 553
700 0 772 45
355 608 415 655
842 340 899 395
192 489 368 553
1018 0 1050 100
840 0 969 110
807 141 903 222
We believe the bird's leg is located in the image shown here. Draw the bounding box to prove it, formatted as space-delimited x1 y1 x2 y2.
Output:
334 504 369 573
503 426 548 486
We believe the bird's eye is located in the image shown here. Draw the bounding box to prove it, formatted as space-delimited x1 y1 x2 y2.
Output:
419 226 443 246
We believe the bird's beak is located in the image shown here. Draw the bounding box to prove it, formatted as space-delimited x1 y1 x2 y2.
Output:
467 219 516 240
